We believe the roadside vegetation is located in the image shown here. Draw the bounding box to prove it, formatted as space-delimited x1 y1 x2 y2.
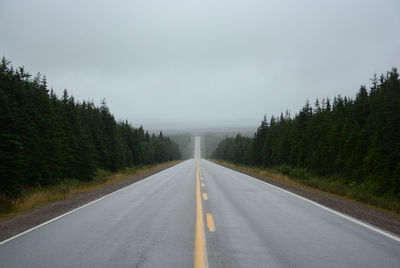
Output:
203 130 253 158
212 69 400 214
0 58 182 205
203 133 225 158
200 137 206 158
168 133 194 159
0 161 181 220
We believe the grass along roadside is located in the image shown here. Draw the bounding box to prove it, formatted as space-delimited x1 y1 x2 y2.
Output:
0 160 182 221
210 159 400 217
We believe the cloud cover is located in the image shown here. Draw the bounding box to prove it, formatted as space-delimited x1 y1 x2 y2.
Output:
1 0 399 129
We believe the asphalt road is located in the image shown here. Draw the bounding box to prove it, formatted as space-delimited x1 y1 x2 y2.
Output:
1 137 399 267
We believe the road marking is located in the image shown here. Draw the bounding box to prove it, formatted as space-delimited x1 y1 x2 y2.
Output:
194 162 208 268
0 162 188 246
211 161 400 243
200 177 204 181
201 183 205 188
206 213 216 232
202 193 208 200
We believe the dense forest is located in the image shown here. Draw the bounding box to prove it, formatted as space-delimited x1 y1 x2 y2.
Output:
0 58 181 197
203 129 254 158
168 134 193 159
203 133 230 158
213 69 400 197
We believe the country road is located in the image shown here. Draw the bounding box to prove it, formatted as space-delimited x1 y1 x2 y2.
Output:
0 137 399 267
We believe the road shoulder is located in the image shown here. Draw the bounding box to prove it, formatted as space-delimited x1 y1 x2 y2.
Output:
211 160 400 237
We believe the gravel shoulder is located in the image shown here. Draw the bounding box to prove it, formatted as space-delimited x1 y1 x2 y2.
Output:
0 162 180 242
213 161 400 237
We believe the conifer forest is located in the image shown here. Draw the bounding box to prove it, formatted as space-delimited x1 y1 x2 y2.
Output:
213 69 400 198
0 58 181 197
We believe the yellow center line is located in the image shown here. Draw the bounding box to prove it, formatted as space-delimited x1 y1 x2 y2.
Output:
194 161 208 268
206 213 216 232
200 177 204 181
202 193 208 200
201 183 205 188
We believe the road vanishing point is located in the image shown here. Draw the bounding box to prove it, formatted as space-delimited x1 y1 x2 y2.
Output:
1 137 399 267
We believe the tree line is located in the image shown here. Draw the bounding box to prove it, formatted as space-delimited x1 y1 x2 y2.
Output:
169 133 193 159
213 68 400 197
0 58 181 197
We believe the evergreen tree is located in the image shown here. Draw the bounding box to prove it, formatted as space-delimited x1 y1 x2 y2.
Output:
212 68 400 197
0 58 182 197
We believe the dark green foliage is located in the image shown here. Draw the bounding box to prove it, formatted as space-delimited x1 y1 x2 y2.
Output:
0 58 181 197
203 131 254 158
212 68 400 197
212 134 252 164
203 133 228 158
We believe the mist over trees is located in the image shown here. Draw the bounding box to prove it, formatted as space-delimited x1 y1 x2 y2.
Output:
213 68 400 197
203 130 254 158
168 134 193 159
0 58 181 197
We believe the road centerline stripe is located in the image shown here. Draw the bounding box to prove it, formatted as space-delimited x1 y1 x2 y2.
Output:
206 213 216 232
194 162 208 268
202 193 208 200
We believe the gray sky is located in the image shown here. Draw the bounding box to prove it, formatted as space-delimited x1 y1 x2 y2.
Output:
1 0 399 129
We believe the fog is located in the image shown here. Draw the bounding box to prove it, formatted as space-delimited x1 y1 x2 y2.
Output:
1 0 399 129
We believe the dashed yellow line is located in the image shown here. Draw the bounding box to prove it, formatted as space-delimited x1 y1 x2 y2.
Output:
201 183 205 188
202 193 208 200
194 162 208 268
200 177 204 181
206 213 216 232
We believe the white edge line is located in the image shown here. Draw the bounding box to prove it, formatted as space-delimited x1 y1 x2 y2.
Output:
0 162 186 246
207 160 400 243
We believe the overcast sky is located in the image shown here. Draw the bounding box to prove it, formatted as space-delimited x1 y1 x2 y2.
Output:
1 0 399 129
